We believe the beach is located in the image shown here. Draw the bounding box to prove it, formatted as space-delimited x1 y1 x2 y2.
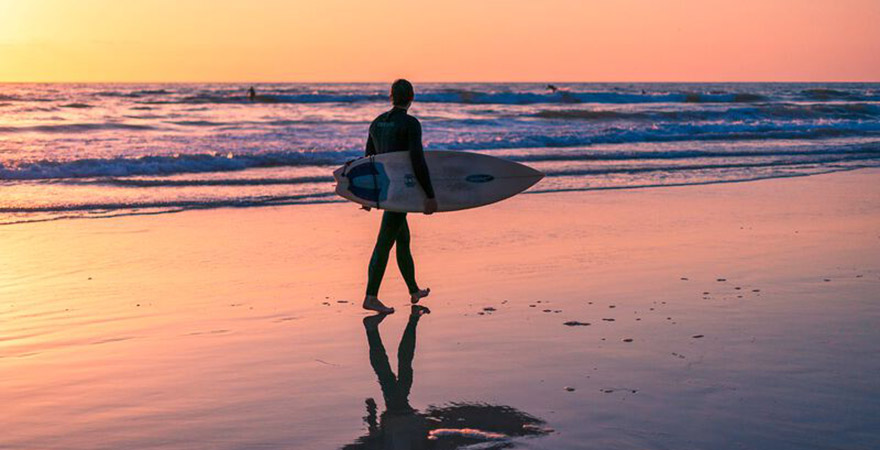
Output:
2 168 878 449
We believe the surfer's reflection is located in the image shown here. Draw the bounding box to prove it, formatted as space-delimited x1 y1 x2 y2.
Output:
343 306 552 450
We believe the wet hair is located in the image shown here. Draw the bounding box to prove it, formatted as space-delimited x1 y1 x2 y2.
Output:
390 79 414 106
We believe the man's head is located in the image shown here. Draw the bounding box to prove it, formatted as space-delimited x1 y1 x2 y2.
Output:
390 79 414 108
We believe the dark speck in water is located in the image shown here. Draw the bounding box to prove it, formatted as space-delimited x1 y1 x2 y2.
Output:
563 321 590 326
622 338 633 342
692 334 705 339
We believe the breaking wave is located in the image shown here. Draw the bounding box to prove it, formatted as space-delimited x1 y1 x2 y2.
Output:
0 152 344 180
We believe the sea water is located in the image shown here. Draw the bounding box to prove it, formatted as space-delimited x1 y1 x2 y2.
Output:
1 82 879 223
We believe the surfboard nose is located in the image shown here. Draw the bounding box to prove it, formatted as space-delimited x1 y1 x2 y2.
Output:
528 165 545 181
511 161 544 188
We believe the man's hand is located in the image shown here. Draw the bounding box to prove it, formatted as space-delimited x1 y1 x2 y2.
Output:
423 198 438 215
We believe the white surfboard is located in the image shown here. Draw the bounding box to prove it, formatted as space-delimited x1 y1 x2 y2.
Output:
333 151 544 212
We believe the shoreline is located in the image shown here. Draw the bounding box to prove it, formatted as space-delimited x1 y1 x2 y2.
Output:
2 164 873 227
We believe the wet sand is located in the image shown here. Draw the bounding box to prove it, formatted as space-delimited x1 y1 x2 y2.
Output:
2 169 879 449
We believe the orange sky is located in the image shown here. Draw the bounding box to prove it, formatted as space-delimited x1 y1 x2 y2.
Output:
0 0 878 82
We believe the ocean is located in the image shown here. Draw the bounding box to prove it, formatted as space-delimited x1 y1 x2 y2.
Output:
1 82 879 224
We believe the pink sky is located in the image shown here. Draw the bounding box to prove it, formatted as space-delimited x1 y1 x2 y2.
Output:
0 0 878 82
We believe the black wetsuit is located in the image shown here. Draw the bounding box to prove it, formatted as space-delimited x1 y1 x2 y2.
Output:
365 107 434 297
365 107 434 198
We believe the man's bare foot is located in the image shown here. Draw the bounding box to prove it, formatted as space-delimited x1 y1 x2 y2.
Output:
410 288 430 304
363 296 394 314
411 305 431 317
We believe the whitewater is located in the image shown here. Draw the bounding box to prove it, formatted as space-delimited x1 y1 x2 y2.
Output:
1 82 879 223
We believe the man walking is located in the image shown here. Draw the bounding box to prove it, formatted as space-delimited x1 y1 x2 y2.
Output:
362 80 437 314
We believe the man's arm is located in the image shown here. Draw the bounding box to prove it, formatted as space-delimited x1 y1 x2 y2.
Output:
365 131 376 157
407 118 435 200
360 126 377 211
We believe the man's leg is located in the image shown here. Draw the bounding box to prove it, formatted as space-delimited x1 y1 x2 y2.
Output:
364 212 406 312
396 218 431 304
395 218 419 294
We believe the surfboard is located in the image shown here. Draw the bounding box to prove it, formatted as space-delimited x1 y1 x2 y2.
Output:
332 151 544 212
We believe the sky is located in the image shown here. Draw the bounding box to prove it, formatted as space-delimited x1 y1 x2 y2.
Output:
0 0 878 82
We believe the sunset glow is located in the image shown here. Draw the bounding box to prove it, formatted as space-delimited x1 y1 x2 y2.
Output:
1 0 878 82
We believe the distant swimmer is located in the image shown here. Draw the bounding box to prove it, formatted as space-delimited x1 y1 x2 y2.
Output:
247 86 256 101
546 84 559 93
361 79 436 314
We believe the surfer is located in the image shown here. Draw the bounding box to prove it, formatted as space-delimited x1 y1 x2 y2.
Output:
247 86 256 101
362 79 436 314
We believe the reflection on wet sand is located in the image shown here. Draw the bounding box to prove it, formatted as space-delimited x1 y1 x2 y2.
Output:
344 306 552 450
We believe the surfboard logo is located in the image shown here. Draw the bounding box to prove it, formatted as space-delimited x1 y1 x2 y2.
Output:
465 174 495 183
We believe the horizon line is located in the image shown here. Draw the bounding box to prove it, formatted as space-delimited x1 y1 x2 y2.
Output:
1 79 879 84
